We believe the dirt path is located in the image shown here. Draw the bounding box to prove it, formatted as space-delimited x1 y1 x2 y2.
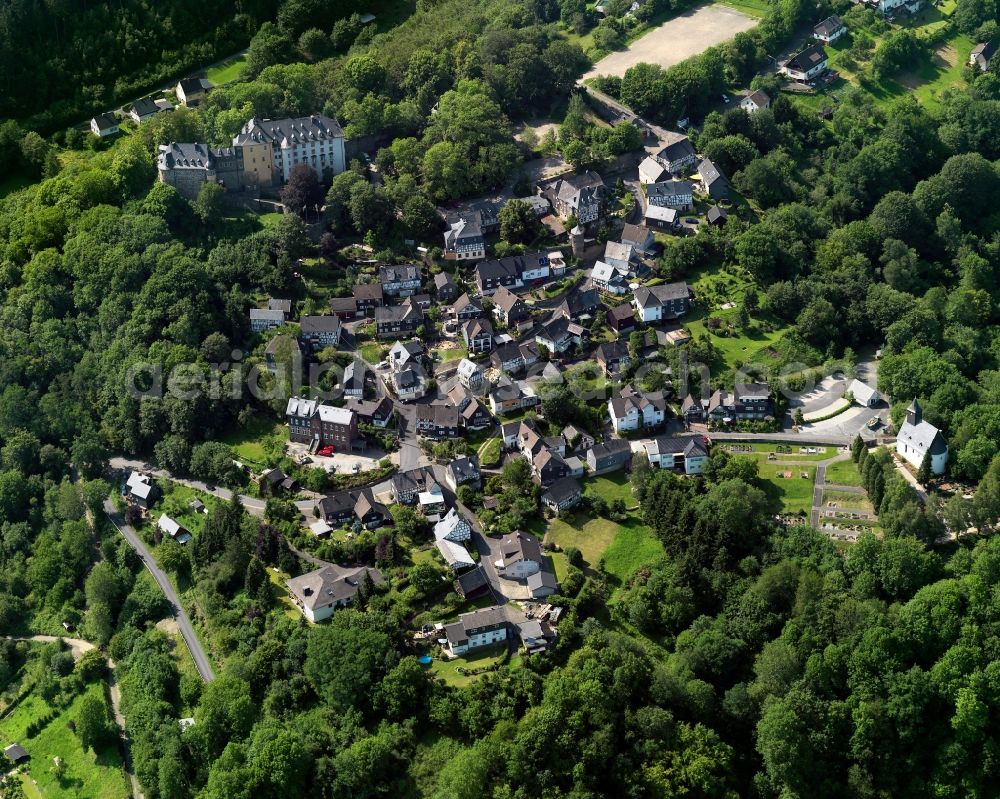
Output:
4 635 95 660
581 3 757 81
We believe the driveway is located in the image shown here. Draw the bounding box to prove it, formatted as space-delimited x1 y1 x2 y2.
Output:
103 500 215 683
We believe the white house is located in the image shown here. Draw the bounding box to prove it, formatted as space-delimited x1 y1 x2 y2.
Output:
632 282 691 323
647 180 694 211
638 156 668 184
740 89 771 114
896 399 948 475
286 565 383 623
608 386 666 433
456 358 485 392
495 532 542 580
443 606 509 656
643 435 709 475
813 15 846 43
434 508 472 543
781 44 829 81
90 113 119 138
591 261 629 295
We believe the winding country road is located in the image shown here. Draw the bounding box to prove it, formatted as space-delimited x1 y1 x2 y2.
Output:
103 500 215 683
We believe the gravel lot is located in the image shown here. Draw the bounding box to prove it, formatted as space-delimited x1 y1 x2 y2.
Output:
582 4 757 81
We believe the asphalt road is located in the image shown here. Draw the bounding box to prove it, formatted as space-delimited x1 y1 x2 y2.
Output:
103 499 216 683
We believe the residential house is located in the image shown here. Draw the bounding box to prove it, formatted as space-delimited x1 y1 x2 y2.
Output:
491 285 531 327
264 334 302 377
346 395 394 428
896 398 948 474
317 488 389 528
697 158 730 200
644 434 709 474
607 302 637 334
740 89 771 114
375 299 423 339
353 283 383 314
647 180 694 211
608 386 667 433
558 287 601 319
415 404 462 438
562 425 594 452
445 456 481 491
621 223 655 254
176 77 211 106
391 468 431 505
533 449 571 486
653 135 697 174
463 317 494 354
781 44 829 81
638 156 669 184
157 514 191 544
849 379 880 407
813 15 846 42
604 241 635 272
260 467 297 494
547 250 568 278
475 258 521 295
707 206 728 226
391 361 427 401
286 564 383 622
591 260 630 295
90 113 119 138
286 398 357 450
300 315 342 348
546 171 605 223
541 477 582 513
450 292 484 321
492 342 527 374
419 481 447 521
704 382 774 421
535 315 590 355
250 308 287 332
434 508 472 543
342 361 366 398
456 358 485 392
330 296 359 319
495 532 543 579
436 539 476 571
644 205 678 230
971 40 999 71
443 606 509 656
449 385 492 429
444 216 486 261
125 472 160 509
489 382 539 416
595 340 631 377
379 264 422 297
632 282 691 323
586 439 633 474
129 96 173 124
434 272 460 303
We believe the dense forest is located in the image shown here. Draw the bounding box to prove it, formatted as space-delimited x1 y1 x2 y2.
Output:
1 0 1000 794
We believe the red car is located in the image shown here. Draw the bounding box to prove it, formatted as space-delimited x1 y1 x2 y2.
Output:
317 445 335 456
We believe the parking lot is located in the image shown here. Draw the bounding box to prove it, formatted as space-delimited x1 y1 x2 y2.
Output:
285 440 388 475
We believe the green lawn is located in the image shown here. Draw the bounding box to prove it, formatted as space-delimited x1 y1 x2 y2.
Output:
358 342 386 365
0 682 128 799
258 212 286 229
583 472 637 510
433 345 467 363
206 55 247 86
219 415 285 468
822 490 873 511
713 0 771 17
479 437 501 467
428 645 508 688
825 458 863 487
602 519 665 586
759 466 816 515
156 481 220 537
547 515 620 569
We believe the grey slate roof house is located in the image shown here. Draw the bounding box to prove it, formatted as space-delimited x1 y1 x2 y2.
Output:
653 135 697 174
379 264 423 297
546 171 605 224
697 158 730 200
586 439 633 474
970 40 999 71
300 315 342 348
541 476 582 513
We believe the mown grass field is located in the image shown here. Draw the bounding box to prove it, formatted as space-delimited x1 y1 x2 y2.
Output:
825 458 864 486
206 55 247 85
428 645 509 688
0 682 128 799
219 415 284 468
759 465 816 515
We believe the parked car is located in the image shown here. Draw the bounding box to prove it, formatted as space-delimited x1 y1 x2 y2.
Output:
721 94 730 103
317 445 335 456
